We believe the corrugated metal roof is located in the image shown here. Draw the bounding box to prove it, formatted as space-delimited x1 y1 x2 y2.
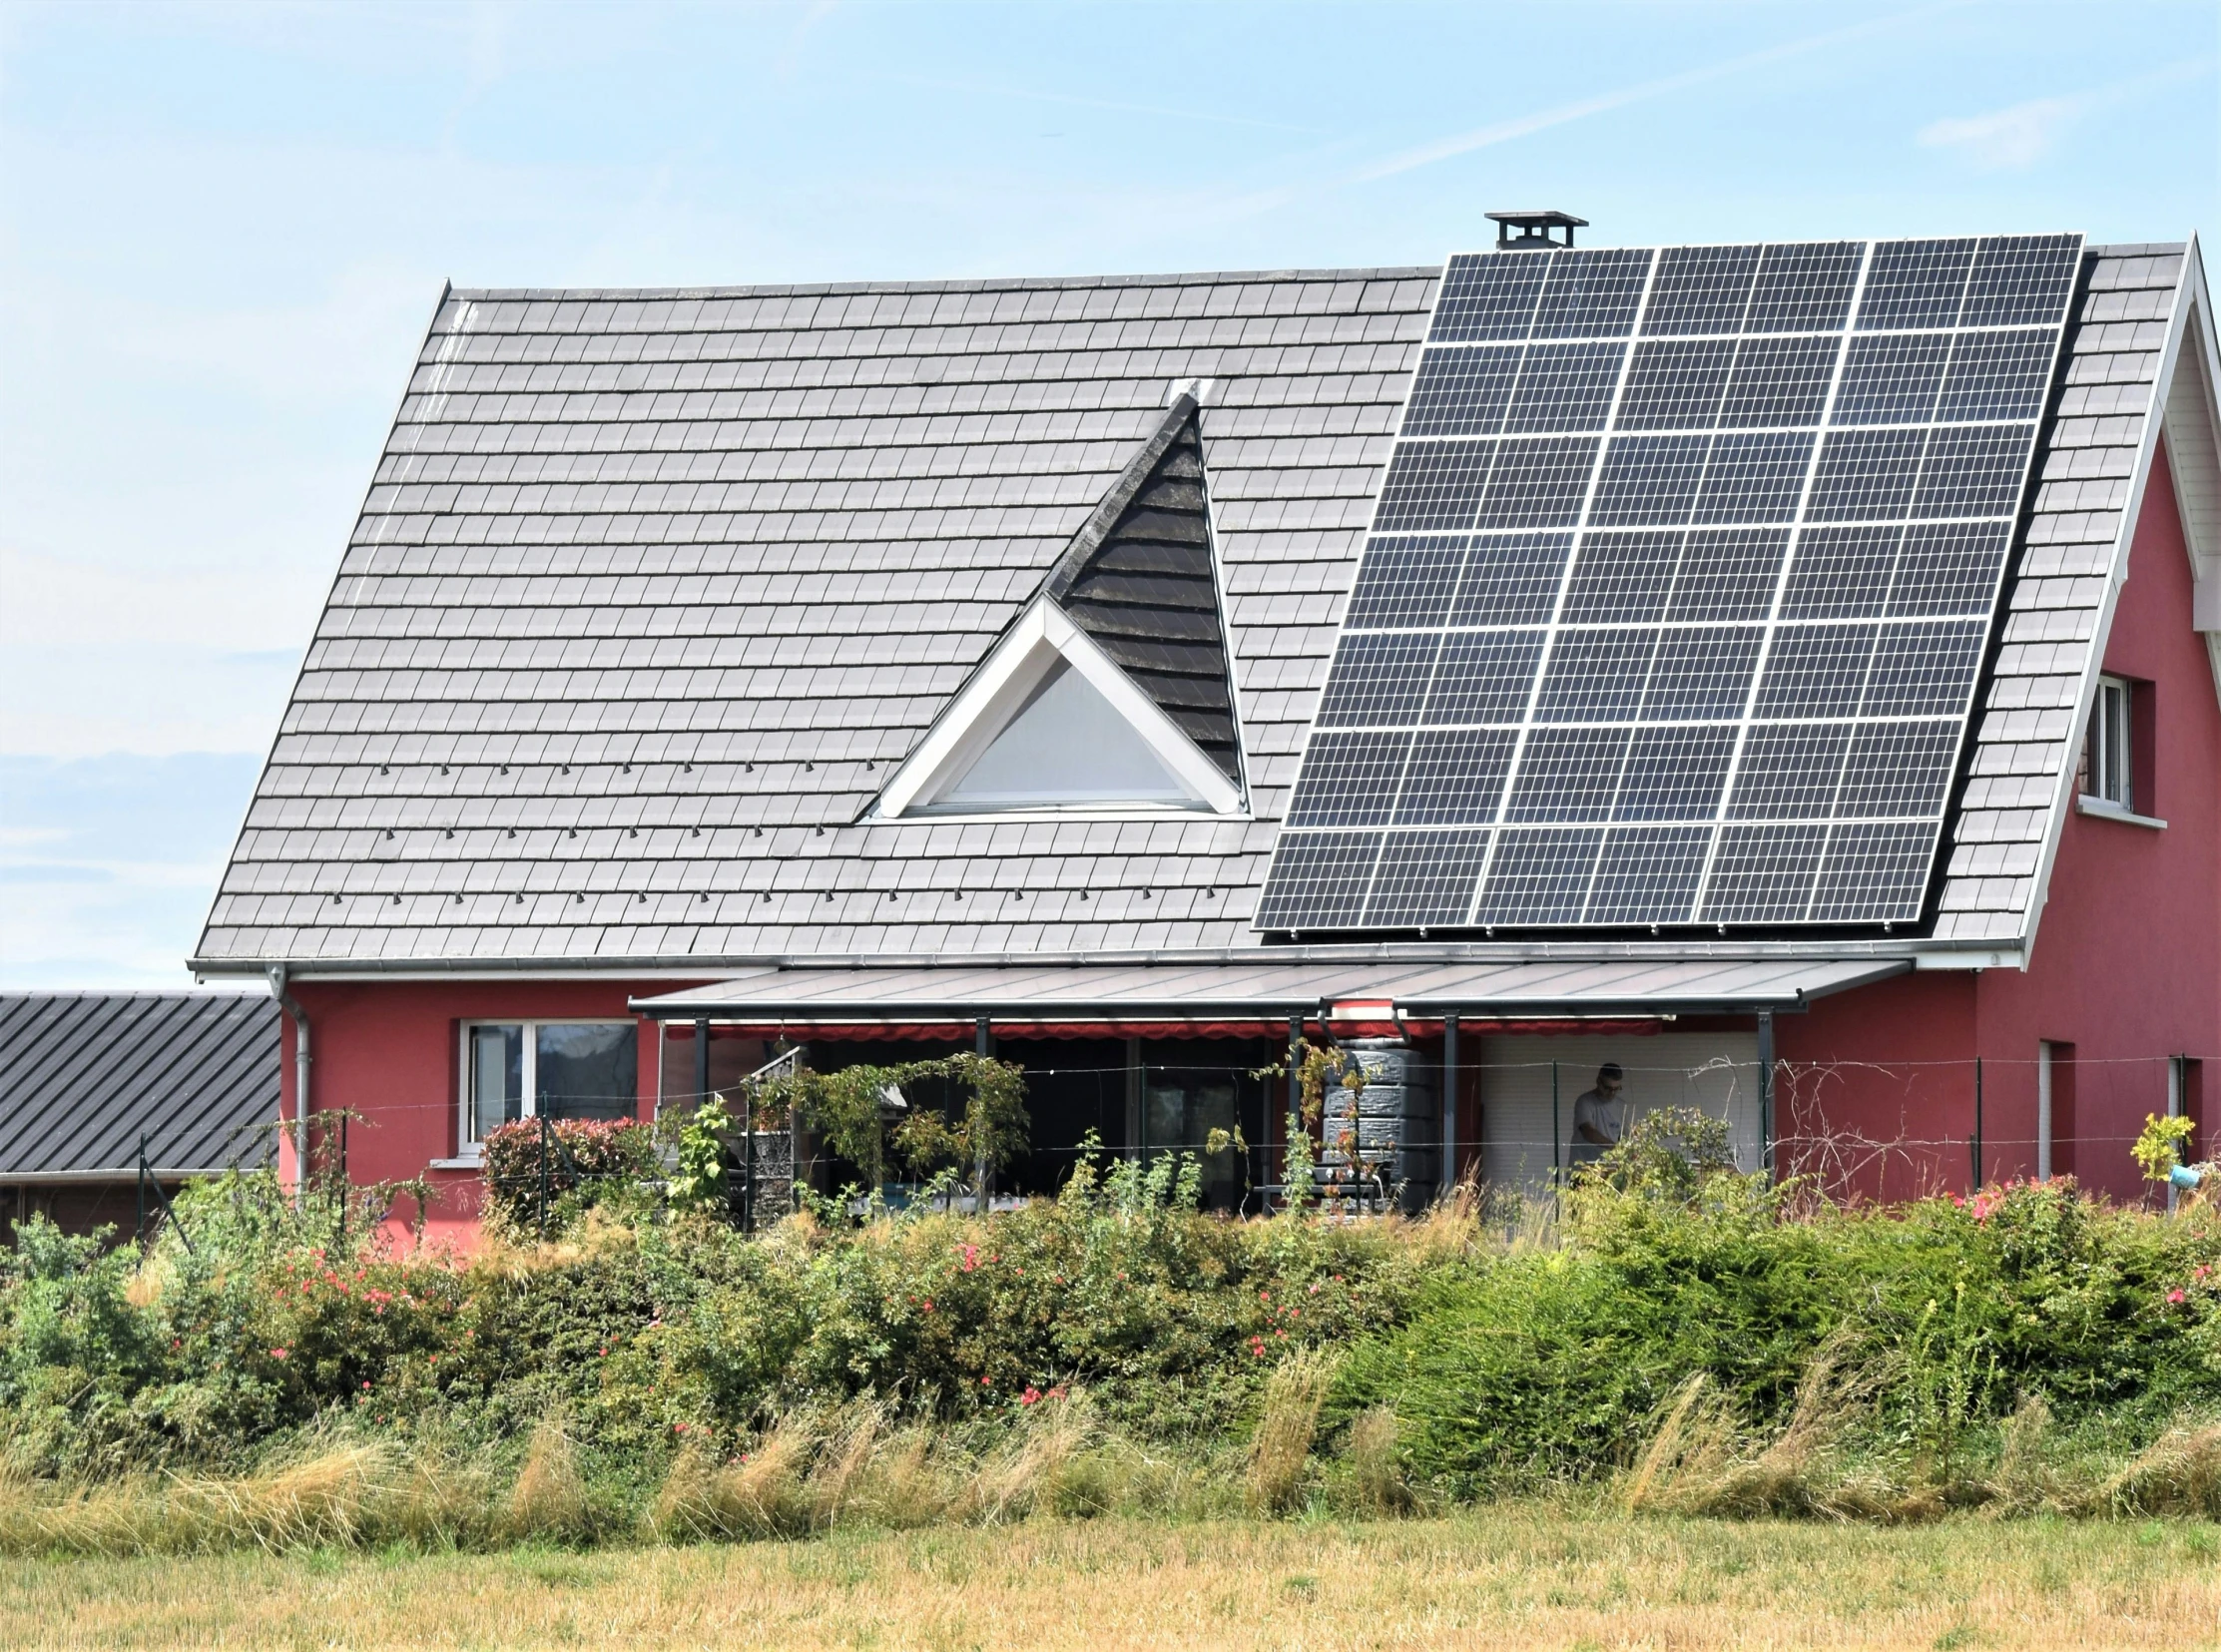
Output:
632 956 1906 1020
0 993 278 1178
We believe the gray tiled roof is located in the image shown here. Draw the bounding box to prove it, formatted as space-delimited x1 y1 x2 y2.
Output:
196 270 1436 965
0 993 278 1177
1933 243 2195 948
194 245 2205 972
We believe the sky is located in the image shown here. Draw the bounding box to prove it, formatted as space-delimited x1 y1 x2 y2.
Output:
1 0 2215 988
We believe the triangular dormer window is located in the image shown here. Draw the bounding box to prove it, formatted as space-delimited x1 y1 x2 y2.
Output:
875 388 1247 819
874 599 1243 817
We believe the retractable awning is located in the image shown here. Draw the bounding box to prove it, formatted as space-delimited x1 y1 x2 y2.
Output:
631 956 1907 1027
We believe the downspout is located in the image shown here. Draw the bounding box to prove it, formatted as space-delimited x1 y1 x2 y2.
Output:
267 965 310 1209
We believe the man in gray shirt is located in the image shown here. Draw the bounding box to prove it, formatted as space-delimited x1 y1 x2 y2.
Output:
1570 1063 1628 1166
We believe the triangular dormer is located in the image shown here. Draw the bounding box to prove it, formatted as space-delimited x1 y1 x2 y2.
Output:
1043 393 1245 785
873 392 1247 819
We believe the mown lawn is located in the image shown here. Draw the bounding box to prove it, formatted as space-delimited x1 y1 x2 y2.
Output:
3 1511 2215 1650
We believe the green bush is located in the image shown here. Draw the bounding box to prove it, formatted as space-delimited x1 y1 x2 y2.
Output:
480 1117 661 1231
1334 1175 2220 1496
2 1156 2214 1531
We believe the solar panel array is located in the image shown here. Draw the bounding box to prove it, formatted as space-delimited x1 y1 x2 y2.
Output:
1257 234 2083 933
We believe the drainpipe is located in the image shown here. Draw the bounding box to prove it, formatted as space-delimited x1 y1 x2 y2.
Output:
267 965 310 1209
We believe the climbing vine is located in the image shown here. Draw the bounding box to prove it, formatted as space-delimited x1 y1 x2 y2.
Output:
755 1054 1028 1191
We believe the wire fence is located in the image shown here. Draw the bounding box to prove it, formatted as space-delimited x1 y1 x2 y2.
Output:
215 1045 2211 1236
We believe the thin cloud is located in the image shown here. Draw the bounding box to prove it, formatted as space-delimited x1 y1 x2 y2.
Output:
1355 5 1950 184
1919 58 2215 170
866 71 1324 135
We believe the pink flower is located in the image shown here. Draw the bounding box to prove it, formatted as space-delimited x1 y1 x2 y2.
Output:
2168 1289 2189 1305
980 1376 991 1386
272 1349 288 1360
1020 1386 1041 1406
922 1300 934 1313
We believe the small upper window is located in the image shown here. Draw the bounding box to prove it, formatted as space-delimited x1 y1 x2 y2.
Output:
937 660 1203 811
2082 674 2132 810
460 1020 638 1151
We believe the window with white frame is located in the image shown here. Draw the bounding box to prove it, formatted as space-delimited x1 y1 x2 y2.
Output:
460 1020 639 1150
2081 674 2133 810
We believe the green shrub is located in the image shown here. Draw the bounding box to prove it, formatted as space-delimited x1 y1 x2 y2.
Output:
480 1117 660 1231
3 1160 2215 1535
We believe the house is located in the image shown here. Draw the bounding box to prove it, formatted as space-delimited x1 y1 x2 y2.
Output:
2 992 276 1241
189 220 2219 1245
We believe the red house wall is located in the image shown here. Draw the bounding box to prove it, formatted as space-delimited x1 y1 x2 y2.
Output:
1781 440 2221 1202
277 977 709 1251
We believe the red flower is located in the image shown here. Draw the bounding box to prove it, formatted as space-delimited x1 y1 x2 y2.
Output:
1020 1386 1041 1406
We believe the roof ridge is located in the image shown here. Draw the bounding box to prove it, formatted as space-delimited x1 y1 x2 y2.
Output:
446 267 1442 301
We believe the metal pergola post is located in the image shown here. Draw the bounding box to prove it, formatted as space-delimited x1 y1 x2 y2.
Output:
1758 1010 1776 1180
1442 1012 1459 1200
975 1015 992 1214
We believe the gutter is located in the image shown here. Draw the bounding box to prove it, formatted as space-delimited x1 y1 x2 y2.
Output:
267 965 309 1208
1 1169 250 1187
191 933 1964 979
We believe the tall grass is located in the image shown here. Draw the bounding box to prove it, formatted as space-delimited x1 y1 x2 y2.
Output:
1247 1350 1337 1515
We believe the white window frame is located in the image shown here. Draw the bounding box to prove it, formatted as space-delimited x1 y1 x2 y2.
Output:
2082 674 2133 811
453 1018 639 1159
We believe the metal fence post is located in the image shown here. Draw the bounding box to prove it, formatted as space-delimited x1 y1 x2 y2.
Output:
1972 1056 1984 1192
137 1133 149 1250
1757 1010 1775 1180
337 1109 349 1251
538 1112 551 1240
1550 1061 1560 1191
1286 1013 1302 1208
2168 1054 2185 1214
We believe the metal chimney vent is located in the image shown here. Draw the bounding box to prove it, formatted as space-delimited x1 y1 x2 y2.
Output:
1484 210 1587 251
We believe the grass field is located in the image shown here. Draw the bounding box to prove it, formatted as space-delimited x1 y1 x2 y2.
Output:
3 1512 2215 1650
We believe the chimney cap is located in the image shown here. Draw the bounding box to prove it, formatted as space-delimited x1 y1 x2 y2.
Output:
1484 210 1588 251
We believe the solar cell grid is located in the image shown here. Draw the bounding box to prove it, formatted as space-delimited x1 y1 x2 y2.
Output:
1395 729 1516 824
1258 231 2081 933
1448 533 1572 624
1618 340 1734 429
1643 245 1760 336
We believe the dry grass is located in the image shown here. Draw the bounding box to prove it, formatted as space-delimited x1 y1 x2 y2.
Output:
1344 1404 1411 1515
1 1510 2212 1649
1244 1348 1335 1515
505 1415 590 1541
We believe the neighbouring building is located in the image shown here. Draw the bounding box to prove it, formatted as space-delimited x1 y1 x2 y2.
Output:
1 992 276 1241
188 219 2219 1246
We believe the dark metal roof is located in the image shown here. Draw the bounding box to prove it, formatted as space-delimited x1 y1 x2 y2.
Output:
0 993 278 1179
632 956 1907 1021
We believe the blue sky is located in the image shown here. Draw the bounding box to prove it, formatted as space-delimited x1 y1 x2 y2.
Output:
2 0 2215 987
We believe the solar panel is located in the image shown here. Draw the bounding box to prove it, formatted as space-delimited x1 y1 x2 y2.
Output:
1256 233 2083 933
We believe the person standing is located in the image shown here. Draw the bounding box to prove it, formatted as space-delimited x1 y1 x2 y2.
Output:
1569 1063 1628 1167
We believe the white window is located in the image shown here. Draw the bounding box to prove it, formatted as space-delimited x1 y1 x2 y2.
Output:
874 598 1244 819
2081 675 2133 810
459 1020 639 1151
